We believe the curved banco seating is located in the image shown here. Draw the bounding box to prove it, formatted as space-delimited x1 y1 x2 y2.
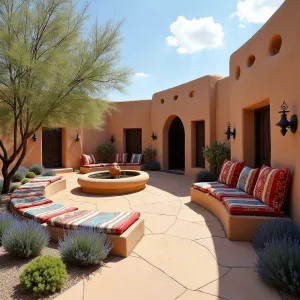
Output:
80 163 147 174
10 176 144 257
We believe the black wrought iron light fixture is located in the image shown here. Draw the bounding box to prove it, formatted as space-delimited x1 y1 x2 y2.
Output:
32 132 37 142
75 134 80 142
225 122 236 140
110 135 115 143
276 101 298 136
151 131 157 141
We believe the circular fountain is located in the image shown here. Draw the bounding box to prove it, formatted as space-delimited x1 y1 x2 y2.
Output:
78 163 149 195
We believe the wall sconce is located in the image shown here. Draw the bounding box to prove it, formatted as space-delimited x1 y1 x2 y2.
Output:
75 134 80 142
276 101 298 136
32 132 37 142
225 122 236 140
151 131 157 140
110 135 115 143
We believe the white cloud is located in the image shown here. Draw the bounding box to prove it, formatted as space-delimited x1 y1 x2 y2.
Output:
166 16 225 54
235 0 284 24
134 72 150 78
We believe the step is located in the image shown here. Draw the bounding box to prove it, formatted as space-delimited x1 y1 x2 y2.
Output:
52 168 73 174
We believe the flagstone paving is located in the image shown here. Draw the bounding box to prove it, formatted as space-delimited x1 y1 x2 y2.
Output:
54 171 281 300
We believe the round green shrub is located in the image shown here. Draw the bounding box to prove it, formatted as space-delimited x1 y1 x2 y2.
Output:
59 228 112 267
147 160 160 171
253 219 300 251
10 183 19 193
19 256 68 297
26 172 36 179
29 164 44 175
2 219 50 258
195 169 216 183
0 212 15 246
42 170 56 176
256 238 300 295
21 178 30 185
12 172 25 182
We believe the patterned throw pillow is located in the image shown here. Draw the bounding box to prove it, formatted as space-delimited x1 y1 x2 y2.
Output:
81 154 96 165
218 159 244 187
236 167 260 195
130 153 143 164
253 165 291 211
115 153 128 163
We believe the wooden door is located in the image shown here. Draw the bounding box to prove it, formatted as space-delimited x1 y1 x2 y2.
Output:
255 106 271 167
42 128 62 168
195 121 205 168
125 129 142 161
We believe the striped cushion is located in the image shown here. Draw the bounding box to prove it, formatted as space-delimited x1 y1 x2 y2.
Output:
222 197 284 217
84 163 112 168
18 203 78 223
218 159 244 187
11 188 44 199
11 196 52 209
193 182 230 193
48 210 140 235
81 154 96 166
115 153 128 163
253 165 291 211
17 182 50 190
31 176 63 183
208 188 253 201
130 154 143 164
236 167 260 195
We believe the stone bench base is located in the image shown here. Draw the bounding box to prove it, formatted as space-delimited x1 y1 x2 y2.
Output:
80 164 147 174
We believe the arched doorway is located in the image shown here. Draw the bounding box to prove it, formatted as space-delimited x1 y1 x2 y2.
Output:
168 116 185 170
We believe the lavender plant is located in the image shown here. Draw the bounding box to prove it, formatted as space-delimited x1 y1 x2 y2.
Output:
42 170 56 176
59 228 112 266
29 164 44 175
12 167 29 182
0 212 15 245
2 219 50 258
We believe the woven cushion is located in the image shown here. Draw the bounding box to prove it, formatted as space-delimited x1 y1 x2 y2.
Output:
236 167 260 195
17 182 50 190
193 182 230 193
11 196 52 209
130 154 143 164
253 165 291 211
115 153 128 163
218 159 244 187
11 188 44 199
31 176 63 183
81 154 96 166
48 210 140 235
222 196 284 217
208 188 252 201
18 203 78 223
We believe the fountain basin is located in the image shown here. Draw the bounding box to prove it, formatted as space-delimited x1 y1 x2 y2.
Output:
78 170 149 195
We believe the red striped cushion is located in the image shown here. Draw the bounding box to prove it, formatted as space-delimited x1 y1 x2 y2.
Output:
218 159 244 187
11 196 52 209
253 165 291 211
81 154 96 166
208 188 252 201
115 153 128 163
192 182 230 193
236 167 260 195
31 176 63 183
17 182 50 190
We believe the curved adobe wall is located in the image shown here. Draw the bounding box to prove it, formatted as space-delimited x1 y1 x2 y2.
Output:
229 0 300 220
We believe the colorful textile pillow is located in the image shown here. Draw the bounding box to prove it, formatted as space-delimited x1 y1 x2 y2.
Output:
253 165 291 211
115 153 128 163
236 167 260 195
11 196 52 209
192 182 230 193
81 154 96 166
31 176 62 183
130 154 143 164
218 159 244 187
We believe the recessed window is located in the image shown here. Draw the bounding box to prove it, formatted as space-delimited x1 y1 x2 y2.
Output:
269 34 282 56
173 95 178 101
235 65 241 80
247 55 255 68
189 91 195 98
161 99 164 104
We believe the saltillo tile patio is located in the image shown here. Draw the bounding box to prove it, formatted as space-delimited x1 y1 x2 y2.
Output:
54 171 281 300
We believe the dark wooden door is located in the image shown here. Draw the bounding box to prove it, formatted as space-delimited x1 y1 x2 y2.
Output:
125 129 142 161
42 128 62 168
196 121 205 168
169 117 185 170
255 106 271 167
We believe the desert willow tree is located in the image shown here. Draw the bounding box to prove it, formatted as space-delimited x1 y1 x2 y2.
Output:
0 0 132 193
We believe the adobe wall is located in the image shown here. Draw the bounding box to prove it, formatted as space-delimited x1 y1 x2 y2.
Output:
229 0 300 220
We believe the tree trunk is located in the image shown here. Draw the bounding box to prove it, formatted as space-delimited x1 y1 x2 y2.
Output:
2 163 11 194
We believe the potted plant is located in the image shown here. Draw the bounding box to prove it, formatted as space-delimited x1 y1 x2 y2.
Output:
96 143 116 163
143 148 160 171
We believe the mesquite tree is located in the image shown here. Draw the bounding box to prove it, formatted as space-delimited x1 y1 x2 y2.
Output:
0 0 131 193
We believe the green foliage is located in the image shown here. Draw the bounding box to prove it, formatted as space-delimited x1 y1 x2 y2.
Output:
202 140 230 177
10 183 19 193
0 212 15 246
195 170 216 183
12 172 25 182
19 256 68 297
143 148 157 163
2 219 50 258
29 164 44 175
21 178 30 185
42 170 56 176
26 172 36 179
59 228 112 267
147 160 160 171
97 143 116 163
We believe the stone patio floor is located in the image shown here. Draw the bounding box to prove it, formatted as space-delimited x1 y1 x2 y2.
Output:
53 171 281 300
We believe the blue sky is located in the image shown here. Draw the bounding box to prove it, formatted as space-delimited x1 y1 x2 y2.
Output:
83 0 284 101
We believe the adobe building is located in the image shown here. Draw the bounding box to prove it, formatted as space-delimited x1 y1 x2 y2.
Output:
7 0 300 221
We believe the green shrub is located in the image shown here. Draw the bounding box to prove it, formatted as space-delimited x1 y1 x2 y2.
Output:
0 212 15 246
253 219 300 251
19 256 68 297
10 183 19 193
29 164 44 175
21 178 30 185
195 169 216 183
202 140 230 177
147 160 160 171
256 238 300 295
42 170 56 176
12 171 25 182
26 172 36 179
96 143 116 163
143 148 157 163
59 228 112 266
2 219 50 258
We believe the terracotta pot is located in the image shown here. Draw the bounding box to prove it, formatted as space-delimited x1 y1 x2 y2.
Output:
109 163 121 177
